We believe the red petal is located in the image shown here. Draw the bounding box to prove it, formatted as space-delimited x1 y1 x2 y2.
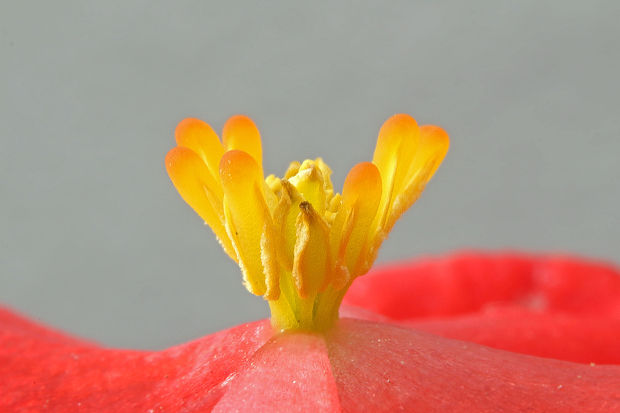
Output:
212 332 341 412
3 252 620 411
343 251 620 363
2 306 620 411
327 318 620 413
0 307 271 411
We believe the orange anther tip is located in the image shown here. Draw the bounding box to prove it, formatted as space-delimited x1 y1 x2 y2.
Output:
165 146 195 170
221 115 263 168
222 115 259 140
344 162 381 194
374 114 421 164
224 114 256 127
381 114 418 134
219 150 259 183
175 118 213 145
420 125 450 143
165 147 217 193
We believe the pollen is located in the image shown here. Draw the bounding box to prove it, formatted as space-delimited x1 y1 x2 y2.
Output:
166 114 449 331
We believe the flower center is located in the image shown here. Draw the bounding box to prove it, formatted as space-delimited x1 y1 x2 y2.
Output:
166 114 449 331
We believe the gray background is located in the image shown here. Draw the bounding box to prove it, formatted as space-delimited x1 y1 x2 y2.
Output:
1 1 619 349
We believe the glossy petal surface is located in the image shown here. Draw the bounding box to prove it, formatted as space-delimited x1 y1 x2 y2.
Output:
2 252 619 412
344 252 620 363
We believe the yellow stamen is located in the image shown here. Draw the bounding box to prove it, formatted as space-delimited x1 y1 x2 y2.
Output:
222 115 264 176
293 202 331 297
165 147 234 259
175 118 225 179
166 114 449 331
333 162 382 279
220 150 279 298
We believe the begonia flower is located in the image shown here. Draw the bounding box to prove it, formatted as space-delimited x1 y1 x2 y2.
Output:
1 115 618 412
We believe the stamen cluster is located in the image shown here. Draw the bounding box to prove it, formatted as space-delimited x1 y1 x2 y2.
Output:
166 114 449 330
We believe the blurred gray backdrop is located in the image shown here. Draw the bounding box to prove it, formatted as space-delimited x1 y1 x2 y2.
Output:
1 1 619 349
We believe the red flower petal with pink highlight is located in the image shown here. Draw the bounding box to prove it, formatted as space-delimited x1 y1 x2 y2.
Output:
344 251 620 364
2 252 620 412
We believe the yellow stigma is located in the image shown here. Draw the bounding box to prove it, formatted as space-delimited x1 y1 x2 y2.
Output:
166 114 449 331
